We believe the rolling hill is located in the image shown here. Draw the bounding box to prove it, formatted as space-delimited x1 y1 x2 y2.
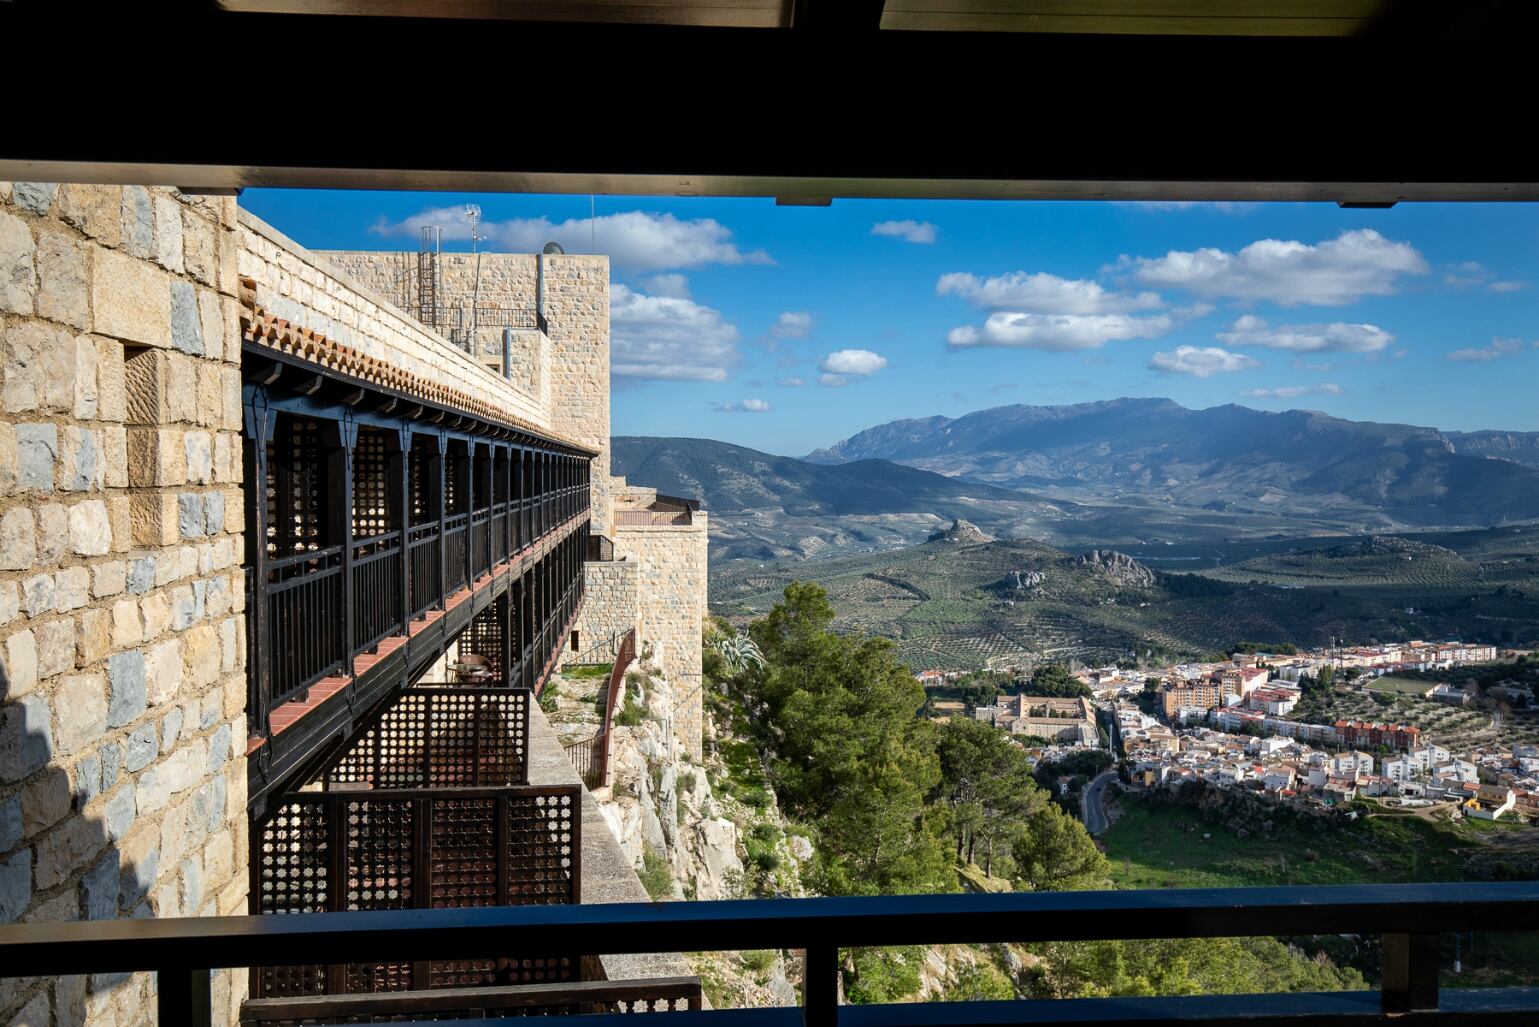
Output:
610 436 1075 562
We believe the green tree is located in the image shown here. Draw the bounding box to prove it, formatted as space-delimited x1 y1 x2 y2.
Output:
935 717 1048 875
745 582 952 896
1028 664 1091 698
1011 804 1109 892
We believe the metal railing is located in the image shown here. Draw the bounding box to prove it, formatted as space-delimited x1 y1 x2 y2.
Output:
266 545 346 704
614 509 692 526
5 883 1538 1026
325 687 531 789
251 784 582 999
239 976 703 1024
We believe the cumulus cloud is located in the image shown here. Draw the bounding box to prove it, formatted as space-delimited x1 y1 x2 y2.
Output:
819 349 888 375
1241 384 1344 398
937 271 1163 314
1446 338 1525 362
1118 229 1428 306
771 311 814 339
776 376 807 387
1216 315 1394 353
1148 345 1261 378
872 220 938 244
610 283 741 381
947 311 1175 352
638 273 690 298
370 207 771 272
713 398 772 413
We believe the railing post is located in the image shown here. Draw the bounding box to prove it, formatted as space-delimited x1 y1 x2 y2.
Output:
803 945 839 1027
157 966 213 1027
244 391 277 740
338 416 357 686
1382 932 1440 1013
437 432 449 609
399 426 412 630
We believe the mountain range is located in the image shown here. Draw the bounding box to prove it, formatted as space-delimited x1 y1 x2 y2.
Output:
803 398 1539 528
610 436 1070 562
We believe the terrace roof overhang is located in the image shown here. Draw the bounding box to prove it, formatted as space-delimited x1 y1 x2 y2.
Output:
2 3 1537 204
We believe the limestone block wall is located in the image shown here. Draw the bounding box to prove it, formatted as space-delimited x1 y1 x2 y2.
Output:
613 515 709 760
0 182 248 1027
318 251 614 537
570 558 639 666
239 218 550 433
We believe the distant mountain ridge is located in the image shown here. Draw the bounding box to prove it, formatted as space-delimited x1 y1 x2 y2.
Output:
804 398 1539 526
610 436 1071 563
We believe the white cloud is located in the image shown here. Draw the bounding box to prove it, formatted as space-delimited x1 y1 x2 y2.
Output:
1216 315 1394 353
937 271 1163 315
771 311 814 339
819 373 849 388
776 376 807 387
1148 345 1261 378
819 349 888 375
1443 261 1530 294
638 273 690 298
947 311 1175 352
872 220 937 244
1242 384 1344 398
370 207 771 272
1446 338 1525 362
610 283 741 381
713 398 772 413
1119 229 1428 306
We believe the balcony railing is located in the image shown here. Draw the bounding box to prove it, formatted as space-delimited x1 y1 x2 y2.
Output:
326 687 531 789
267 545 347 705
239 976 704 1024
252 784 581 999
4 883 1538 1026
564 629 637 790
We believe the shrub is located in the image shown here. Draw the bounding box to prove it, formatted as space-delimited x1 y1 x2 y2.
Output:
638 846 674 900
739 950 776 974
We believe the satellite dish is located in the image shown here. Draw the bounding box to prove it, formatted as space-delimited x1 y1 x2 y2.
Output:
543 241 565 255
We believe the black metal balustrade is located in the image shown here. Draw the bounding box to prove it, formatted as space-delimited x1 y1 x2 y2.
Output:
409 524 440 618
267 545 346 705
239 976 704 1024
326 687 530 789
352 530 403 653
6 883 1539 1026
252 784 582 999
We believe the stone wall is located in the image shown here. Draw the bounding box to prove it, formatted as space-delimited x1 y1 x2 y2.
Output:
612 514 710 761
317 251 614 536
570 558 639 666
1 182 249 1027
240 221 550 433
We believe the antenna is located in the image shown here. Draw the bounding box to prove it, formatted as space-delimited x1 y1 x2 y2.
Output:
466 204 484 347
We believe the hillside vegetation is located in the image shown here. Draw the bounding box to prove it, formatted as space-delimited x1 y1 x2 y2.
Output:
711 528 1539 669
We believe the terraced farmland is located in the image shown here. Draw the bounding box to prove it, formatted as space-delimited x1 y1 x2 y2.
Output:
711 527 1539 672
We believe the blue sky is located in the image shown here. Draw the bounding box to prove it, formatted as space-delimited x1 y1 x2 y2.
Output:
240 190 1539 456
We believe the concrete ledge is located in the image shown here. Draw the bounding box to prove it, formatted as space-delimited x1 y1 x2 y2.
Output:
526 703 696 984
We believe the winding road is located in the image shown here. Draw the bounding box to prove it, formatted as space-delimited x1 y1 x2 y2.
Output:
1082 770 1118 836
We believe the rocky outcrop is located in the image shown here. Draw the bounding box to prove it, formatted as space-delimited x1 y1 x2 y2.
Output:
994 568 1044 594
927 518 996 545
596 660 744 901
1073 549 1155 588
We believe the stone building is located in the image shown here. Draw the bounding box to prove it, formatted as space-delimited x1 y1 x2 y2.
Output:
0 182 708 1025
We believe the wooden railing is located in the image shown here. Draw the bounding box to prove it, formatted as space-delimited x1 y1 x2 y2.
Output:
5 883 1539 1026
